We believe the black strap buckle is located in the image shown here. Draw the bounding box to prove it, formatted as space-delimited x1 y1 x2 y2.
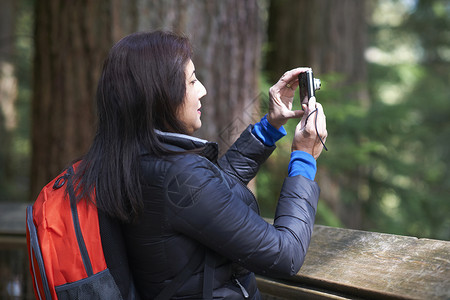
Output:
53 166 74 189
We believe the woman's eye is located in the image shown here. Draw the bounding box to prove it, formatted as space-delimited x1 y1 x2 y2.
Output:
190 79 197 85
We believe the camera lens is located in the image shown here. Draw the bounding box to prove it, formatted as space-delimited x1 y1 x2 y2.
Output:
314 78 321 91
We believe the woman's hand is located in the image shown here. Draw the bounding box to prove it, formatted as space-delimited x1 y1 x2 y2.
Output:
267 67 310 129
292 96 327 159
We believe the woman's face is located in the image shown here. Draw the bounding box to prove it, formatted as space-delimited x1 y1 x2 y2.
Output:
178 59 207 134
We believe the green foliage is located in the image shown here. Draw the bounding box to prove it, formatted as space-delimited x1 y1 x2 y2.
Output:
257 0 450 240
365 0 450 240
0 0 34 203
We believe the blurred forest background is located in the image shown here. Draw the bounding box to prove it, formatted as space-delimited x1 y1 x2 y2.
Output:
0 0 449 242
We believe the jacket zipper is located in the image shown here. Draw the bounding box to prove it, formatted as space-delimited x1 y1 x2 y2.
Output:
233 278 249 298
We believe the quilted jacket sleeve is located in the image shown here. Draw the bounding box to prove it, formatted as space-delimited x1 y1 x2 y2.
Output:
165 156 320 278
217 125 276 185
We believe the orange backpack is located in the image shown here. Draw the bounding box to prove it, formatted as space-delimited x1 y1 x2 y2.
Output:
26 165 123 299
26 165 205 300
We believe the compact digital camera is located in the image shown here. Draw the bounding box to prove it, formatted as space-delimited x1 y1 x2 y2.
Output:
299 69 321 107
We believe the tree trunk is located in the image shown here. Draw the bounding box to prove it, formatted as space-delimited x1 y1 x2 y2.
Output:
266 0 369 229
137 0 265 153
31 0 265 199
30 0 113 199
266 0 368 86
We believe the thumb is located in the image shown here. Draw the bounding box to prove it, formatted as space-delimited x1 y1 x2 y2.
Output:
308 96 317 110
284 109 304 120
291 109 304 119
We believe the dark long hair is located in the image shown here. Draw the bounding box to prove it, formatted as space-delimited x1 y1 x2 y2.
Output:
73 31 192 222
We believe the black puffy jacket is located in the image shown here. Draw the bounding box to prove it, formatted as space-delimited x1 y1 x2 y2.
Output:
122 126 320 299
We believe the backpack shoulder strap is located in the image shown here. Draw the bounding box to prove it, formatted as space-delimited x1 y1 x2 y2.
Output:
66 166 94 277
154 247 204 300
27 205 52 300
202 249 215 300
98 209 140 300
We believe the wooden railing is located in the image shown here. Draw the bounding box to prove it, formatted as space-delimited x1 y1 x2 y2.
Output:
0 203 34 299
256 225 450 299
1 203 449 299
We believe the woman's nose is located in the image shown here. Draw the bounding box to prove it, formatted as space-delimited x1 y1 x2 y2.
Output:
199 81 207 97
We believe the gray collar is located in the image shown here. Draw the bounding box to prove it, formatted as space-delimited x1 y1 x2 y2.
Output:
153 130 219 163
154 129 209 144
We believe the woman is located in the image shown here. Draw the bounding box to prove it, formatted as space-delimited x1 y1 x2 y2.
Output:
75 30 327 299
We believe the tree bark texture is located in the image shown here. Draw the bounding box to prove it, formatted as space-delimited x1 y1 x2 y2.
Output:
266 0 369 229
31 0 113 199
266 0 368 86
137 0 265 152
31 0 265 199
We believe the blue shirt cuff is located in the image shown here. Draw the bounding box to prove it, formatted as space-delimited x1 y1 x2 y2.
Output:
252 114 287 146
288 151 317 180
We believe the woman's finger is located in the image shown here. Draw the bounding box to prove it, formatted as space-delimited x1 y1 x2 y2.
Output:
274 67 311 90
291 109 305 119
308 96 317 111
315 102 327 137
